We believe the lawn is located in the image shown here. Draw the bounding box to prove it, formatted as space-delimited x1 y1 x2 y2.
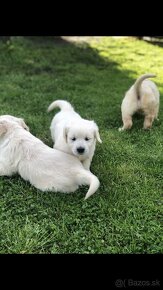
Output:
0 36 162 253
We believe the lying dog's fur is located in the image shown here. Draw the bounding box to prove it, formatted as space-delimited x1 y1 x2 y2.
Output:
119 74 160 131
48 100 102 170
0 115 100 200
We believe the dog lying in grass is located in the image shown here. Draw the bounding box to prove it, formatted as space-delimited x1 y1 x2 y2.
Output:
0 115 100 200
48 100 102 170
119 74 160 131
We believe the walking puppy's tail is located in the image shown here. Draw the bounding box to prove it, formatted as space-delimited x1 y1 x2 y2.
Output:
134 73 156 98
47 100 74 112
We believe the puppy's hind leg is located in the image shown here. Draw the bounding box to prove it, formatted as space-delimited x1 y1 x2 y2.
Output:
77 170 100 200
119 115 133 131
155 104 159 121
143 114 155 129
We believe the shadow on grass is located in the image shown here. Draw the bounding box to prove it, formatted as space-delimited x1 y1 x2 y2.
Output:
24 36 69 46
139 37 163 48
21 36 135 123
0 36 137 125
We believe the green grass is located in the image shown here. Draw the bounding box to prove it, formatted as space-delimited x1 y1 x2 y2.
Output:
0 36 162 253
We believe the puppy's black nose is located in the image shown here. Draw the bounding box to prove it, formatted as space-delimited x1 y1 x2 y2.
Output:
77 147 85 154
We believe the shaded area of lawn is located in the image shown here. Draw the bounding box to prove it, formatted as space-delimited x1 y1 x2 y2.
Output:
0 37 162 253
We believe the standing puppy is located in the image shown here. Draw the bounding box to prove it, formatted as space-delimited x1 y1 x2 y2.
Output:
119 74 160 131
48 100 102 170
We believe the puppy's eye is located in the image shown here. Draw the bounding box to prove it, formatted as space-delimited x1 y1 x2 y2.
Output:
71 137 76 141
85 137 89 141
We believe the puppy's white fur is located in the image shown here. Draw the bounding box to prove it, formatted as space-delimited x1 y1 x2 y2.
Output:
48 100 102 170
0 115 100 200
119 74 160 131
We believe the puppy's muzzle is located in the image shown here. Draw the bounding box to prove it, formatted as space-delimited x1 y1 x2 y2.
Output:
77 147 85 154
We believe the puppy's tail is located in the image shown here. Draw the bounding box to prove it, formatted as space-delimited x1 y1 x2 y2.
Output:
134 73 156 97
47 100 74 113
78 170 100 200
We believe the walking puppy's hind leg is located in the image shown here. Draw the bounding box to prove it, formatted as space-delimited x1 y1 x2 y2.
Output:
143 114 155 129
119 115 133 131
155 104 159 121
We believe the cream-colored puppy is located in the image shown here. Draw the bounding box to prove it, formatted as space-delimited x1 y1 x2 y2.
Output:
119 74 160 131
0 115 100 200
47 100 102 170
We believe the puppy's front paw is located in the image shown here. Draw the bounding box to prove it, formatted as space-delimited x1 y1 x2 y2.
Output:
118 127 124 132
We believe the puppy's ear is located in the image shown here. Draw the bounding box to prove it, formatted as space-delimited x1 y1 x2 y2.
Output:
94 128 102 143
63 126 69 143
19 118 30 131
0 121 7 136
